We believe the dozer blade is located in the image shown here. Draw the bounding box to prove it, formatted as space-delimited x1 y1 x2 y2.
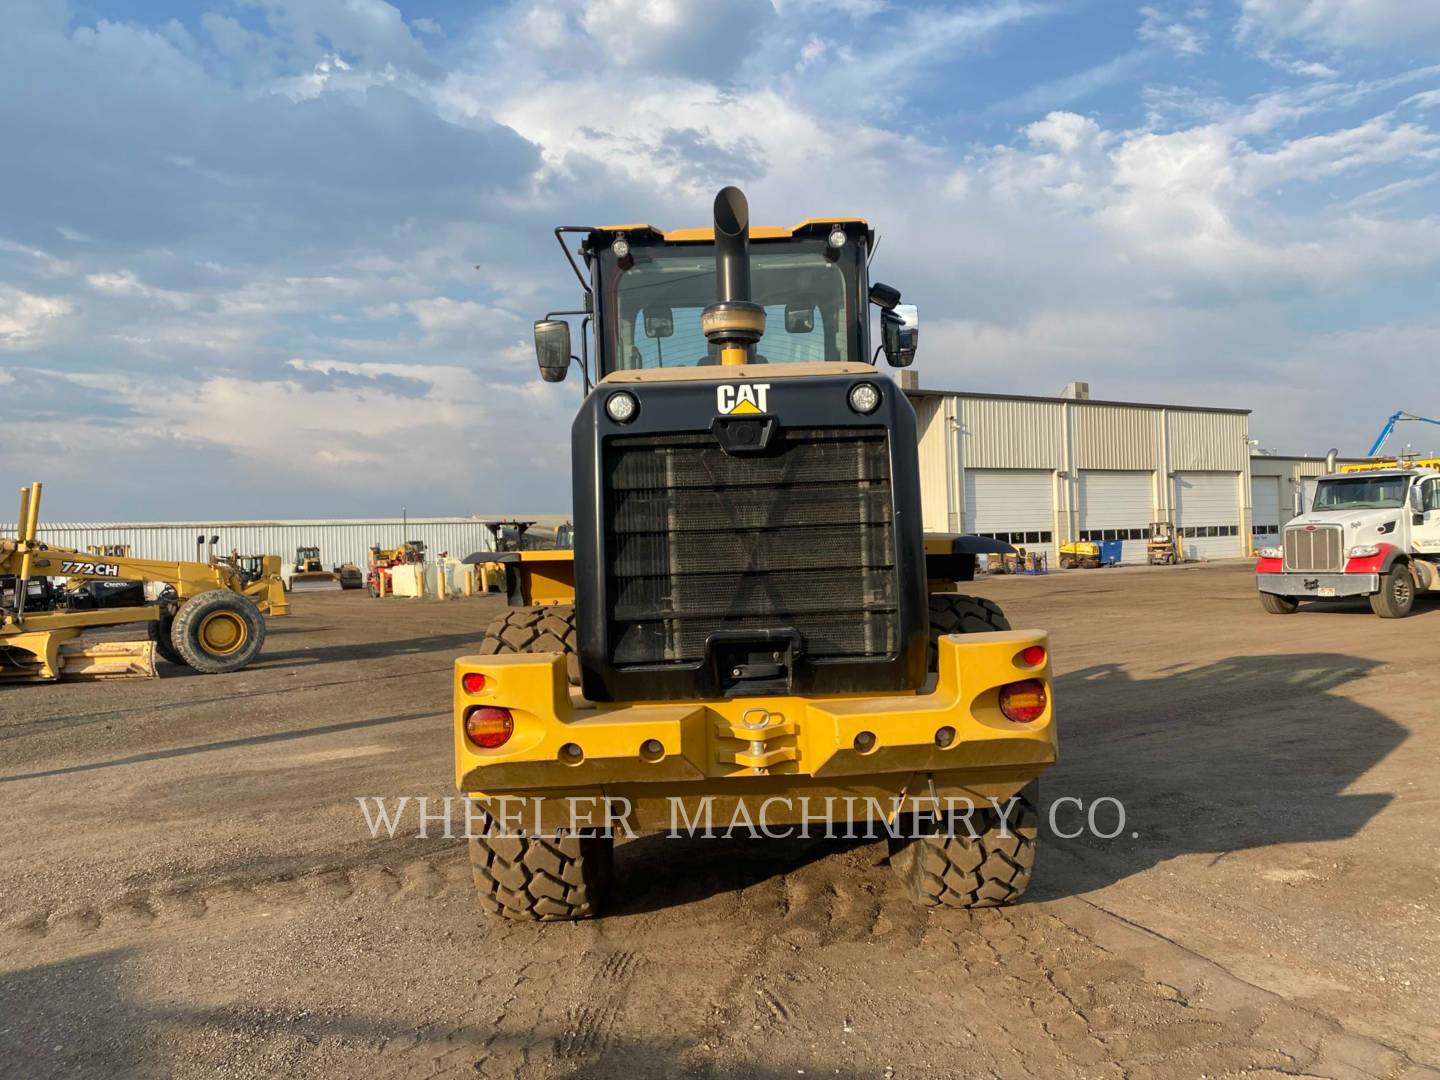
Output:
59 639 158 679
289 572 341 592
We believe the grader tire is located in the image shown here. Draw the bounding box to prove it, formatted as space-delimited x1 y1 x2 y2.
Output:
479 605 581 686
169 590 266 674
469 832 614 921
148 614 185 666
888 781 1039 908
928 594 1010 671
1260 592 1299 615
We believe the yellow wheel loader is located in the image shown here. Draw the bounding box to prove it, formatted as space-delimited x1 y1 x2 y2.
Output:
1 483 287 682
453 189 1055 920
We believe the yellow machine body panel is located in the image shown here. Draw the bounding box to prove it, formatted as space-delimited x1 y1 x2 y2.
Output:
454 630 1054 831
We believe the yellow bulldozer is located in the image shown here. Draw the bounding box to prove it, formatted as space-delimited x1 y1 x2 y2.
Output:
1 483 287 682
451 188 1055 921
287 545 364 591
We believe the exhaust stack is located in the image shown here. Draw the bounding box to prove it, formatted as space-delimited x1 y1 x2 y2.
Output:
701 186 766 367
1325 447 1338 473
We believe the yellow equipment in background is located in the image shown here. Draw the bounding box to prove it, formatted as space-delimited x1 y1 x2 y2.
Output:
1147 521 1181 565
1 483 286 682
288 545 364 592
1058 541 1101 569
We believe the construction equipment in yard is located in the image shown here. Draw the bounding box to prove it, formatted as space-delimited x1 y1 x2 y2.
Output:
1058 541 1101 570
1 483 287 682
287 546 364 592
367 540 426 597
1147 521 1180 565
453 187 1055 921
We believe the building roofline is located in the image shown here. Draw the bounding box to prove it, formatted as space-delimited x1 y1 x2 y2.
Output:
903 387 1250 416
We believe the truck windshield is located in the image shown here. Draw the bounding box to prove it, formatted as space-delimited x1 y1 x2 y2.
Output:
600 238 862 372
1312 475 1409 510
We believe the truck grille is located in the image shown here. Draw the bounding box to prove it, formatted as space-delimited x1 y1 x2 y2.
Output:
603 427 896 668
1283 525 1343 572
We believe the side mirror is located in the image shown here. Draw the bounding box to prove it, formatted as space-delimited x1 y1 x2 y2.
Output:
533 320 572 383
784 303 815 334
881 304 919 367
868 281 901 309
643 307 673 339
1409 485 1424 513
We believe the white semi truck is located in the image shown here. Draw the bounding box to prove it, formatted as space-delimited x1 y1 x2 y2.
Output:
1256 458 1440 618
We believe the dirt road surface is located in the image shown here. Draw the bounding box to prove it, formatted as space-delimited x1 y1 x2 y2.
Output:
3 563 1438 1079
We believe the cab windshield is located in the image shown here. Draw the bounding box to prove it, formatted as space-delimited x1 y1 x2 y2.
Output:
599 238 863 373
1312 475 1410 510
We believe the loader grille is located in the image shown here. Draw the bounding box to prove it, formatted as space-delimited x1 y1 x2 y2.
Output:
602 427 897 668
1283 525 1343 572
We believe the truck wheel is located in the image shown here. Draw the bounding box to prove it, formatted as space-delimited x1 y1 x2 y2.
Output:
1058 555 1077 569
1370 564 1415 619
1260 592 1299 615
169 590 266 674
469 831 613 921
479 605 581 686
928 594 1010 671
888 781 1039 908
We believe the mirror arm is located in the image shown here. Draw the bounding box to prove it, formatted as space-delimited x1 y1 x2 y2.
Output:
580 314 593 393
553 227 595 294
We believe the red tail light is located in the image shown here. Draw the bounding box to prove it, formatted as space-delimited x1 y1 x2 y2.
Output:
998 679 1047 723
464 706 513 749
1019 645 1047 667
461 672 487 694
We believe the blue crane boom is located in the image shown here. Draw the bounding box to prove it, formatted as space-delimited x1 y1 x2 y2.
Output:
1367 411 1440 457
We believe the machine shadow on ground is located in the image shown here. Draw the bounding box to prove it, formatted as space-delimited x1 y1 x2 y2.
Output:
606 651 1401 916
1034 651 1401 897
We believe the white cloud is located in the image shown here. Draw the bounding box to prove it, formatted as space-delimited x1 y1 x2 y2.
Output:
0 287 75 349
1238 0 1440 51
1139 5 1206 56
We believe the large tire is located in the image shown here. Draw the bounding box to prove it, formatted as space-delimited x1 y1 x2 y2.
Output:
469 830 614 921
148 613 185 666
1370 563 1416 619
479 605 581 686
928 594 1010 671
169 590 266 674
1260 591 1299 614
888 781 1039 908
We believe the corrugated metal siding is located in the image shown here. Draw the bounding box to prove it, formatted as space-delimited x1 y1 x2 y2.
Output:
0 518 539 570
1075 405 1158 470
911 394 950 533
1168 411 1248 471
959 397 1063 469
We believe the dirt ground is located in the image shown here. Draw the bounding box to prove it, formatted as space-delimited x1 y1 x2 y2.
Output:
2 563 1438 1079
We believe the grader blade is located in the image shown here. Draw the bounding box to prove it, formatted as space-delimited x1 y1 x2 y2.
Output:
58 638 157 679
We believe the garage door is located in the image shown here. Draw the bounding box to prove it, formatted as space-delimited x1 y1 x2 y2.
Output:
964 469 1055 557
1251 475 1282 547
1174 472 1242 560
1077 471 1153 564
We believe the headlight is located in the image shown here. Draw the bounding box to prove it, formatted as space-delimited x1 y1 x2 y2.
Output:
1258 547 1281 559
1347 544 1380 558
848 381 881 414
611 236 630 259
605 391 638 423
828 227 846 249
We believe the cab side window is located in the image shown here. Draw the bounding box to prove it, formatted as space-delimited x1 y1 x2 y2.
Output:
1424 480 1440 512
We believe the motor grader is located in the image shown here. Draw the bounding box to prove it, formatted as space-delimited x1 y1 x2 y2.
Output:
1 483 286 682
454 188 1056 920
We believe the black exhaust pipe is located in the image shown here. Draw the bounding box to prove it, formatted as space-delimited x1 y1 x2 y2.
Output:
702 186 765 366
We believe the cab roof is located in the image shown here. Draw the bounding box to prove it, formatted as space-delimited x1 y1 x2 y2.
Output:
589 218 873 245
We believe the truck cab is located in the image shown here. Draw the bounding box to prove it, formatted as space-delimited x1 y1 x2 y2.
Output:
1256 461 1440 617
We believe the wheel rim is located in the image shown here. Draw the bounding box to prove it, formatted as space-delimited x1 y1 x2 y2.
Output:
198 611 248 656
1395 574 1412 606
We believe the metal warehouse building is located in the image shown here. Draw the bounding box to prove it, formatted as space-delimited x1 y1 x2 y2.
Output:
905 382 1253 564
1248 454 1370 543
0 517 563 572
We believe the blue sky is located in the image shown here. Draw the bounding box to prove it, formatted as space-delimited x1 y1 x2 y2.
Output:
3 0 1439 520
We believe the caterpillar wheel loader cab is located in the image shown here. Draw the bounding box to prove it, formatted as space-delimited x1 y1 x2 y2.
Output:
455 188 1056 920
